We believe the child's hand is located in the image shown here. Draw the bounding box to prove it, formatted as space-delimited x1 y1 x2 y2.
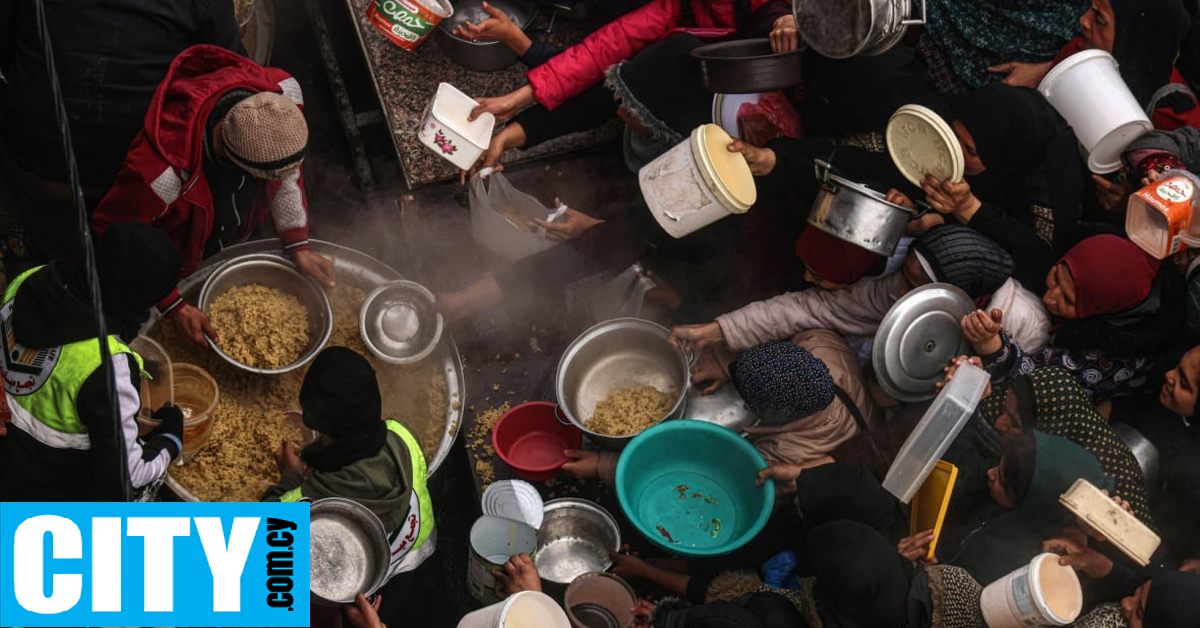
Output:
726 140 777 176
452 2 529 53
561 449 600 480
961 309 1003 355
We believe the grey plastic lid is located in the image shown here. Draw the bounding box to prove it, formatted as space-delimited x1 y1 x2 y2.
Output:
872 283 972 402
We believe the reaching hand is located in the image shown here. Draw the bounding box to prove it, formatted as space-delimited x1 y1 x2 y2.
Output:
273 438 307 476
768 14 799 53
689 348 729 395
755 463 805 497
469 85 535 122
533 203 604 241
609 547 648 582
495 553 541 595
885 188 915 208
561 449 600 480
937 355 992 398
172 302 218 346
922 175 981 221
1092 173 1133 212
290 249 336 290
905 211 945 236
987 60 1053 88
667 322 725 354
631 599 657 628
1042 536 1113 579
345 593 385 628
726 140 777 176
451 2 528 53
961 308 1004 355
898 529 938 564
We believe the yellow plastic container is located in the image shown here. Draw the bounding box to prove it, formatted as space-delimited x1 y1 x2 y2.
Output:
909 459 958 562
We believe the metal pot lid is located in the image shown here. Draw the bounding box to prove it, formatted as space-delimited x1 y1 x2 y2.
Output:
872 283 972 402
794 0 874 59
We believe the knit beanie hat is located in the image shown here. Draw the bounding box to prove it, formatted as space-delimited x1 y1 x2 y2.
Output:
1060 234 1160 318
222 92 308 179
795 226 883 286
731 341 835 426
912 225 1014 299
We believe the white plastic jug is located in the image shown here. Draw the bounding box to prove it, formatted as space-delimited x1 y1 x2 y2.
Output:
1038 50 1152 174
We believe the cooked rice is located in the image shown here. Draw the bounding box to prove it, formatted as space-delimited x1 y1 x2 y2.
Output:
209 284 309 369
163 282 450 502
587 384 674 436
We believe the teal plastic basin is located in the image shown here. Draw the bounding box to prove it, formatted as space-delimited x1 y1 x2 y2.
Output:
615 420 774 557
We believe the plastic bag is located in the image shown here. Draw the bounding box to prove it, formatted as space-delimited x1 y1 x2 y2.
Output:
469 168 566 262
590 262 662 322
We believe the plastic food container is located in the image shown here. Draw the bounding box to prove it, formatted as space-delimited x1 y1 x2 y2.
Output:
130 335 174 436
173 363 220 464
366 0 453 51
882 361 988 503
418 82 495 171
981 553 1083 628
639 124 756 238
1038 50 1152 174
1059 479 1160 566
457 590 570 628
1125 171 1200 258
466 515 538 605
909 459 958 562
491 402 583 481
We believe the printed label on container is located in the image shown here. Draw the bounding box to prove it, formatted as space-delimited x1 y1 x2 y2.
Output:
0 502 310 627
367 0 444 50
1157 177 1194 203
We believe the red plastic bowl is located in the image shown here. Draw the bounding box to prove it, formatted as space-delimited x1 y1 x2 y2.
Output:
492 402 583 481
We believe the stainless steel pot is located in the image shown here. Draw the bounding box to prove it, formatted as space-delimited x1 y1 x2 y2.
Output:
793 0 926 59
555 318 690 450
309 497 391 606
534 498 621 599
1111 423 1161 488
807 159 928 257
435 0 536 71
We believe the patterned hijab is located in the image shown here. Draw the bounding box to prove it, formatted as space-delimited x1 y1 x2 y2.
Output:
732 341 835 426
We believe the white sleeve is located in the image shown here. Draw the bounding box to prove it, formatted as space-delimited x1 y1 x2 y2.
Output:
113 354 172 488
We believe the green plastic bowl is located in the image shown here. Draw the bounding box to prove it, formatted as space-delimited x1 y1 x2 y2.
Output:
615 420 774 557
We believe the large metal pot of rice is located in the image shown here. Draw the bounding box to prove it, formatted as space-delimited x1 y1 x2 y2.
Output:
141 240 465 501
554 318 689 450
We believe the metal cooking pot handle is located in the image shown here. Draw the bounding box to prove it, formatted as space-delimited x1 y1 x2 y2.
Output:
908 199 935 220
902 0 927 25
813 159 831 184
553 404 574 427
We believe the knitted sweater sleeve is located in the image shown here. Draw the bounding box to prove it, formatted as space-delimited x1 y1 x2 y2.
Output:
265 168 310 253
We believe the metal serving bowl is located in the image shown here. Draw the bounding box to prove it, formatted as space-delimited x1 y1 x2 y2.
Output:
691 38 803 94
555 318 690 450
197 254 333 375
435 0 536 72
309 497 391 606
359 280 443 365
534 498 621 595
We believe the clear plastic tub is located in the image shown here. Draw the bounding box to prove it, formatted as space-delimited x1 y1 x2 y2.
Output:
173 363 219 464
882 361 989 503
130 335 174 436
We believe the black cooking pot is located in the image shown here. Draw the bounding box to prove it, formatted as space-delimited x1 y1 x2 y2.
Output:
691 38 802 94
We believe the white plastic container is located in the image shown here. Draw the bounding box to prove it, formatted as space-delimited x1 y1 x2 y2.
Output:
1059 479 1160 567
457 590 570 628
419 82 496 171
882 361 989 503
1038 50 1152 174
639 124 756 238
981 553 1083 628
467 515 538 605
1125 171 1200 258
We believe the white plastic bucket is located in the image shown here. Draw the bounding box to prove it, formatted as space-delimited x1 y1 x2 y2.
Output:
457 590 571 628
419 82 496 171
1038 50 1152 174
467 515 538 605
638 124 756 239
981 553 1083 628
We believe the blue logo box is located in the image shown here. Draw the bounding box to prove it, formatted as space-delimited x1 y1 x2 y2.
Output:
0 502 310 627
